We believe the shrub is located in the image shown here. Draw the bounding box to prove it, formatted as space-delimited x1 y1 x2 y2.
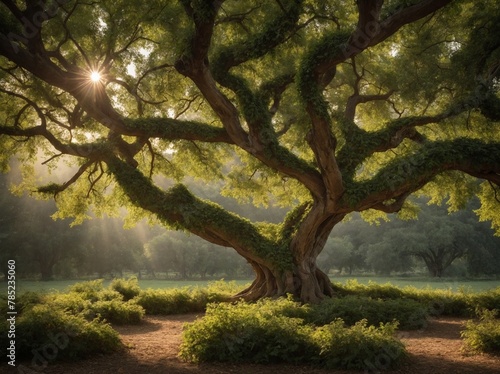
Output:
48 284 144 325
308 296 428 330
49 293 92 315
335 281 497 318
204 280 245 300
179 298 407 370
312 319 406 370
68 279 105 302
87 300 144 325
135 283 237 315
110 277 141 301
0 291 45 316
339 280 406 300
471 287 500 313
403 287 471 317
179 300 316 364
1 304 122 361
136 288 198 315
462 309 500 355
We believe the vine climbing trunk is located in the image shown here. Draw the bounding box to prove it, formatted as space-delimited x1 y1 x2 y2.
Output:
234 205 346 303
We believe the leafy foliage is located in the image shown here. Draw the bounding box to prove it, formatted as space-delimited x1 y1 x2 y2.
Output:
0 304 122 361
335 280 500 318
462 309 500 355
179 298 406 369
110 277 141 301
53 281 145 325
135 280 239 315
1 279 500 366
312 319 405 370
307 296 427 330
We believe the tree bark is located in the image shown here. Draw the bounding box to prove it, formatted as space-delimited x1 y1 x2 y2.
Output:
233 258 335 303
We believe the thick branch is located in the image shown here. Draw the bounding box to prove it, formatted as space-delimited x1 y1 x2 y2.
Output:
346 139 500 212
175 2 325 200
122 117 234 143
370 0 454 46
105 155 291 272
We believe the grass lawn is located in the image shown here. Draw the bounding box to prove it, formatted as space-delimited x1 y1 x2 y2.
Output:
12 276 500 294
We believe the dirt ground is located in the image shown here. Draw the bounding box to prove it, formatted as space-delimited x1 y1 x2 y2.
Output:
9 314 500 374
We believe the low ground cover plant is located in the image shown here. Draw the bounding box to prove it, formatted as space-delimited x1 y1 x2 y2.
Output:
307 295 427 330
0 303 122 362
335 280 500 318
179 298 406 370
462 309 500 355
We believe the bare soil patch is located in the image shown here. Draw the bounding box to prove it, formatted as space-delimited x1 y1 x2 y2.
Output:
9 315 500 374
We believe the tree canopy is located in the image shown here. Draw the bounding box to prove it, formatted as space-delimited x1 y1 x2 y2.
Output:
0 0 499 302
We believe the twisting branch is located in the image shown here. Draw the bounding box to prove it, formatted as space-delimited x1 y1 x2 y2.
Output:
37 160 95 196
175 94 201 119
175 1 325 200
345 57 395 121
488 180 500 204
86 162 105 198
146 140 155 179
0 87 47 128
216 4 260 32
347 139 500 213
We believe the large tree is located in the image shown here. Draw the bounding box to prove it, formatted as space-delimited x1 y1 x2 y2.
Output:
0 0 499 302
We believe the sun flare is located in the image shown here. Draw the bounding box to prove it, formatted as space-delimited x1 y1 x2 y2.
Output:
90 71 101 83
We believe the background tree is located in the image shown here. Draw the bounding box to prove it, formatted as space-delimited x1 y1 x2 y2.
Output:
317 236 365 275
330 201 500 277
0 0 499 301
402 207 478 277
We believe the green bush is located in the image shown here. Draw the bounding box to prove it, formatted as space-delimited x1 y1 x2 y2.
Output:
308 296 428 330
179 299 317 364
1 304 122 361
179 298 407 370
49 293 92 315
136 288 199 315
471 287 500 313
462 309 500 355
402 287 471 317
338 280 406 300
135 283 234 315
87 300 144 325
204 280 245 300
312 319 406 370
0 291 45 316
110 277 141 301
48 284 144 325
68 279 105 302
334 281 500 318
